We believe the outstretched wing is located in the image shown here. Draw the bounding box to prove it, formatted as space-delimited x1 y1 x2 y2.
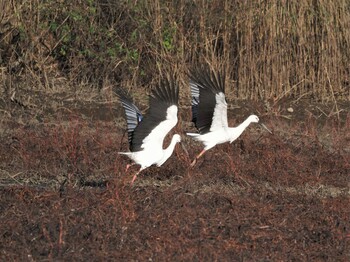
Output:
115 88 143 149
189 67 227 134
189 80 200 124
131 77 179 152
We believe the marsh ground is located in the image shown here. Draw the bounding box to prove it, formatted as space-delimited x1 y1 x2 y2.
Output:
0 93 349 260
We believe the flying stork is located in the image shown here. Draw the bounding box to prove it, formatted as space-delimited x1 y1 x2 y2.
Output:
116 78 181 183
187 67 271 166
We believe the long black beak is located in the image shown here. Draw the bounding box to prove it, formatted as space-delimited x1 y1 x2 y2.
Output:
259 123 273 134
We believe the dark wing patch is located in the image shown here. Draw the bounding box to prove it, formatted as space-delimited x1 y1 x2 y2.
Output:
131 77 179 152
189 67 225 134
115 87 143 149
190 80 200 124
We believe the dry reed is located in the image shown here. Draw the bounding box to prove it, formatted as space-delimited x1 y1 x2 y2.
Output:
0 0 349 101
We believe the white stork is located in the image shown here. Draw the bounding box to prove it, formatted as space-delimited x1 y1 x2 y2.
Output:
116 78 181 183
187 67 271 166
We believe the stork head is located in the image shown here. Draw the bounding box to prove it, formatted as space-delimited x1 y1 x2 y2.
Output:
248 115 272 134
248 114 260 123
172 134 181 143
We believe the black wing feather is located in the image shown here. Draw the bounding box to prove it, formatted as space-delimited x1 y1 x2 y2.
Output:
115 87 143 148
131 77 179 152
189 67 225 134
190 80 200 124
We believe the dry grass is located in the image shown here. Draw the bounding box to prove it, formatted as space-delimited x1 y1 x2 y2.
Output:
0 0 349 103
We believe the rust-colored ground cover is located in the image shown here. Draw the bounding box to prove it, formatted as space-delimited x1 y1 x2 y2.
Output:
0 100 349 260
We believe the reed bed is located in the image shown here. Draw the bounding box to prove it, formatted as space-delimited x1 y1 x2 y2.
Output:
0 0 349 101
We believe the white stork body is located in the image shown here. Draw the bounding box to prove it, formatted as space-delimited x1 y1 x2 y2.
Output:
119 134 180 170
116 79 180 183
187 114 259 151
187 68 269 166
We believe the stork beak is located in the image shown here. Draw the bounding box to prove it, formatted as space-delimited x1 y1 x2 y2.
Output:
180 141 190 156
259 123 272 134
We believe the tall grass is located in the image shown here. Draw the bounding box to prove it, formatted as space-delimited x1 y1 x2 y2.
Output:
0 0 349 101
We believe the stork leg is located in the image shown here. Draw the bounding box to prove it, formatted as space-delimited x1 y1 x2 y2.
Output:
130 170 141 185
125 163 135 172
190 149 206 167
130 166 145 185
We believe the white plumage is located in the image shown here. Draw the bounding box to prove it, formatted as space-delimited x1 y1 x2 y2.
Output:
187 114 260 151
116 78 180 183
187 67 271 166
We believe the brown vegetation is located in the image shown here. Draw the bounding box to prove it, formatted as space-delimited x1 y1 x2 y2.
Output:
1 99 349 260
1 0 349 101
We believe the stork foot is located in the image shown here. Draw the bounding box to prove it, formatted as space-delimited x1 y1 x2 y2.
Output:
190 159 197 167
130 174 138 185
190 149 206 168
125 164 131 172
125 163 137 172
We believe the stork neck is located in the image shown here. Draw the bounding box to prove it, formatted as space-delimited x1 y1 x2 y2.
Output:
240 116 254 130
157 135 179 167
164 135 179 156
229 116 254 141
